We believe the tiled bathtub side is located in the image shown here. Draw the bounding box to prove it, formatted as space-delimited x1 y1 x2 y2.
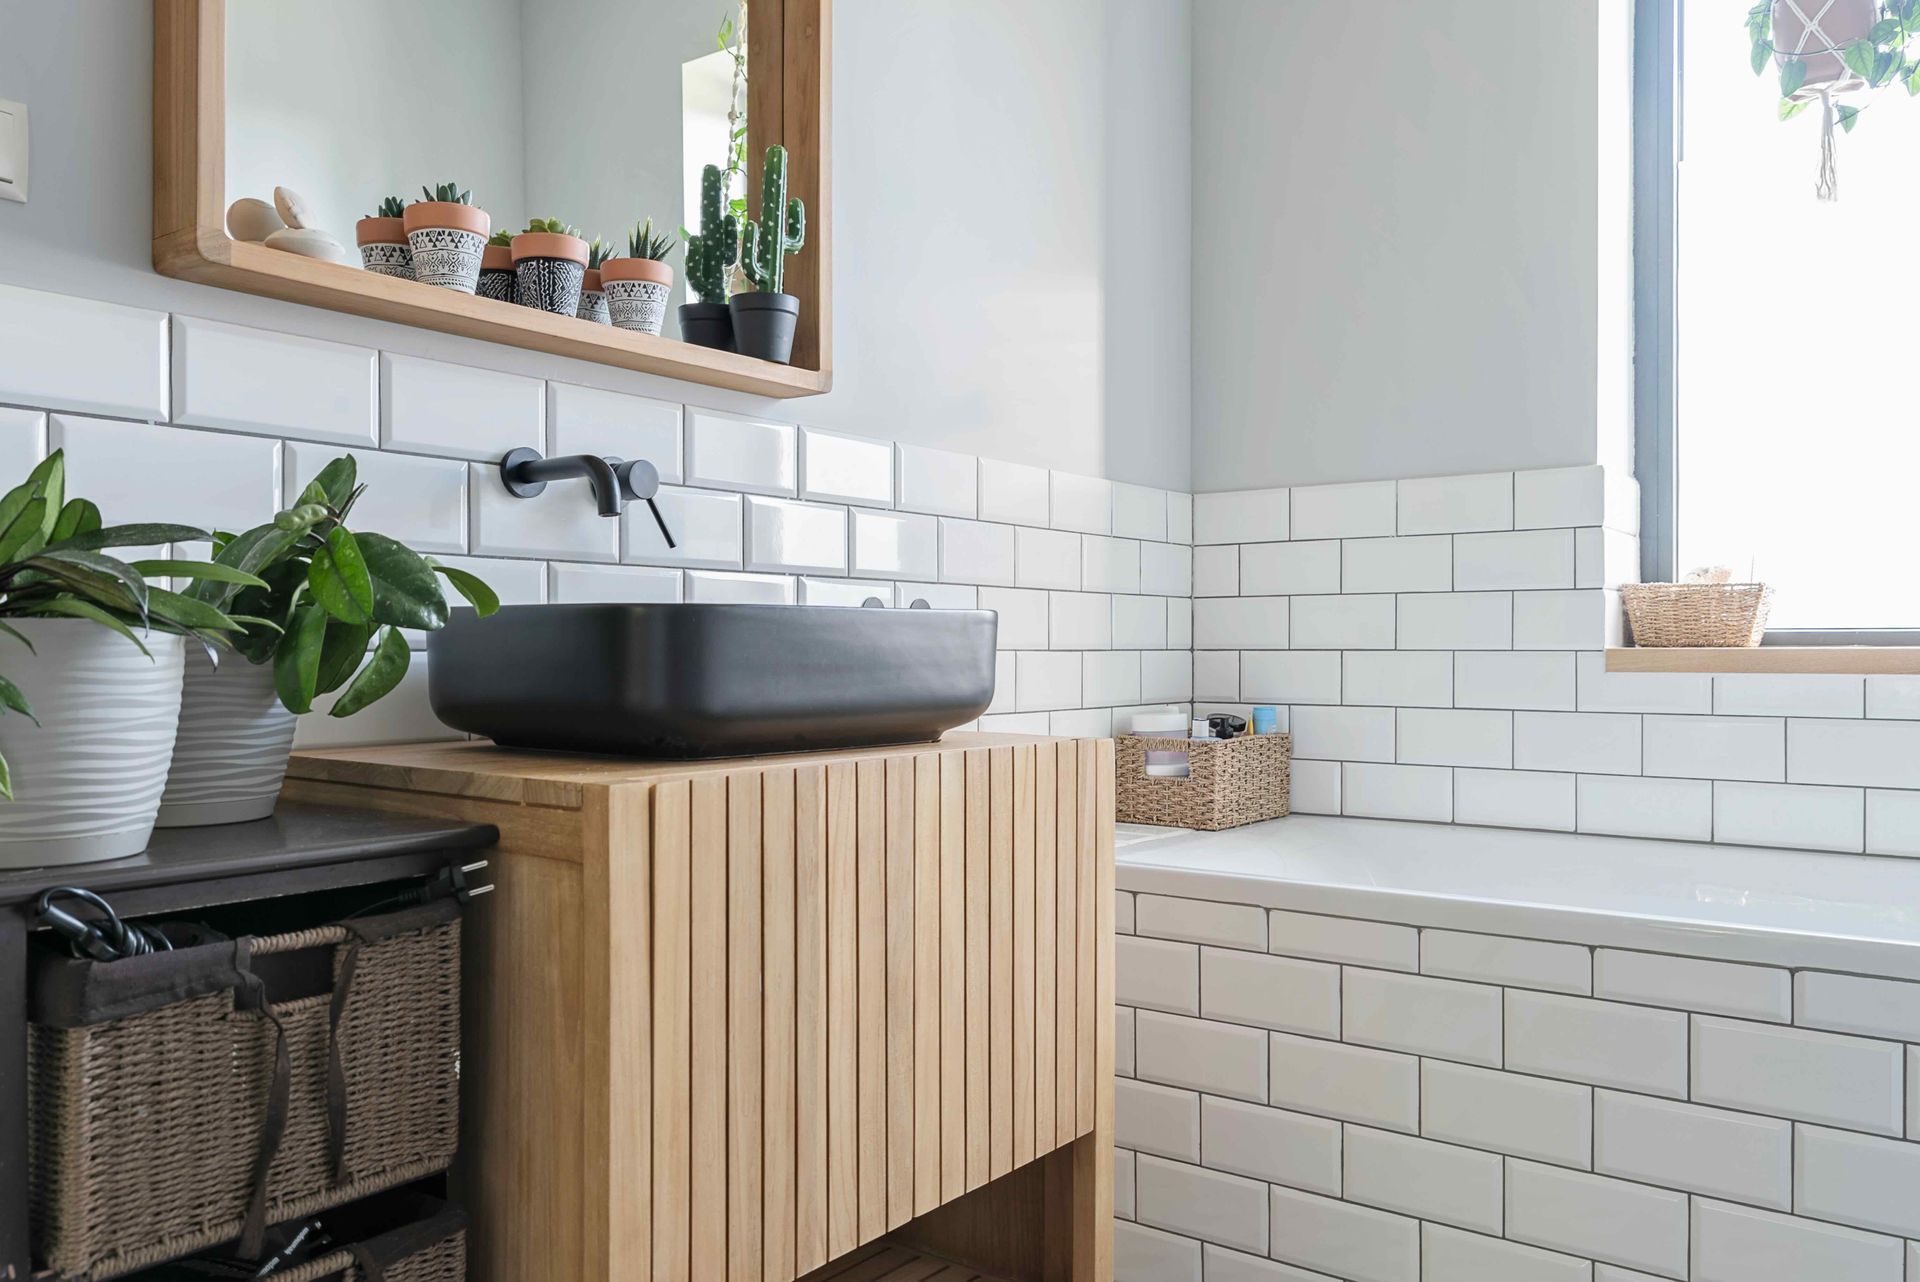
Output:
1113 883 1920 1282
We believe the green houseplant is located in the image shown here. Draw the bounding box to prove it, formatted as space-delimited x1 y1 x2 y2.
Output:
680 165 740 350
578 236 615 325
1746 0 1918 197
356 194 414 278
403 180 490 291
0 451 257 865
603 217 678 336
731 144 807 364
156 454 499 828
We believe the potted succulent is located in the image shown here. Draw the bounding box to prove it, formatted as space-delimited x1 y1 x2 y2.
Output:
732 144 807 364
0 452 255 866
157 454 499 827
679 165 738 351
577 237 614 324
602 218 677 337
355 195 413 279
402 181 489 292
512 218 589 316
478 230 517 303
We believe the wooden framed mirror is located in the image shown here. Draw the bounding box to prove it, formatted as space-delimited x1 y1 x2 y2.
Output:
152 0 830 398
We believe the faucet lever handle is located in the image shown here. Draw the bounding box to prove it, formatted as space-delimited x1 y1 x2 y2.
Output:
644 496 676 549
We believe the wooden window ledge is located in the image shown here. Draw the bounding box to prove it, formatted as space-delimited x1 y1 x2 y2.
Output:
1606 647 1920 675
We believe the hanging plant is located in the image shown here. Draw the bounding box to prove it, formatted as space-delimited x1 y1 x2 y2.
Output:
1747 0 1920 198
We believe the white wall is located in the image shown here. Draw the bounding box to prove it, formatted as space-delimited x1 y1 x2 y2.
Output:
0 0 1191 487
1190 0 1630 493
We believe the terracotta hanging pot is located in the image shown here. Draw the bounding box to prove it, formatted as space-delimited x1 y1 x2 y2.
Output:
1773 0 1876 99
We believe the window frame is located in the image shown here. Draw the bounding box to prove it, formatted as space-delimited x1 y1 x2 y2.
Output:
1632 0 1920 646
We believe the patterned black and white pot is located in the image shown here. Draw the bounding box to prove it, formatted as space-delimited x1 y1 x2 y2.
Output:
401 202 488 292
355 217 414 280
358 242 415 280
477 268 518 304
511 232 588 316
577 270 611 325
603 259 675 337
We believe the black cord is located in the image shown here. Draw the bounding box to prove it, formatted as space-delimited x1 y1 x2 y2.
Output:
33 887 176 961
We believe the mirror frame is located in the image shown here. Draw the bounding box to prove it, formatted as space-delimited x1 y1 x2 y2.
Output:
152 0 832 398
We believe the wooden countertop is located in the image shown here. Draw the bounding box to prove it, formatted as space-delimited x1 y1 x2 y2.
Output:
288 732 1069 810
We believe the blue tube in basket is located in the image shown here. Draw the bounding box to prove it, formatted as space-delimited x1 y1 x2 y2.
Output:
1251 705 1279 735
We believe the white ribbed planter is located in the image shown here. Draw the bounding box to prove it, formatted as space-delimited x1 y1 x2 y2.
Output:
158 648 297 827
0 619 186 868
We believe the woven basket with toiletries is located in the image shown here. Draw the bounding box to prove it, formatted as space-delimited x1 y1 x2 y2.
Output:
1117 733 1291 830
27 900 462 1282
1621 581 1773 647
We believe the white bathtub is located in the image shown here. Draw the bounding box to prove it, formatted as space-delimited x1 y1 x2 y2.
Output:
1111 815 1920 1282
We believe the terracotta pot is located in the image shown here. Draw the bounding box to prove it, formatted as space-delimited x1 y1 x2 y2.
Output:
511 232 589 315
477 243 518 304
577 268 610 324
1774 0 1876 97
603 257 675 336
402 201 490 292
355 216 413 280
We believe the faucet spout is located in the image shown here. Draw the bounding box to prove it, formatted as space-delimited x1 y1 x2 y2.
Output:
499 449 626 517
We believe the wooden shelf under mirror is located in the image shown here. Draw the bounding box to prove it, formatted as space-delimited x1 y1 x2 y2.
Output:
151 0 832 399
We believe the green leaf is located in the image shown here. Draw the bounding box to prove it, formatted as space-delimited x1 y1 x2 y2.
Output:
21 453 64 540
330 626 410 718
26 595 151 656
1870 17 1902 45
316 618 374 695
1752 38 1773 75
48 499 101 544
146 585 245 633
1908 62 1920 93
434 564 500 616
0 497 48 565
0 750 12 800
0 619 36 653
0 475 41 552
0 674 37 724
1780 56 1808 98
311 455 359 508
193 523 301 607
307 527 374 625
130 559 270 590
1844 38 1878 80
1779 97 1812 120
358 532 448 630
50 522 207 552
1838 103 1862 131
29 549 150 617
273 602 327 714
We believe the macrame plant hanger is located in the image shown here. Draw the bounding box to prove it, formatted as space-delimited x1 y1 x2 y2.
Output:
1776 0 1852 200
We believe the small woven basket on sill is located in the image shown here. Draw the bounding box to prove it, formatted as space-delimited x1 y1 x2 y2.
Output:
1620 582 1773 648
1116 734 1290 831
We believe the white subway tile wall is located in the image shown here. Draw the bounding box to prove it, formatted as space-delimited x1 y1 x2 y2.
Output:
21 279 1920 856
1184 463 1920 855
0 284 1197 752
1117 891 1920 1281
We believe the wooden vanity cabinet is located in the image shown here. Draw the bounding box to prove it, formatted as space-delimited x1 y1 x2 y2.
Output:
284 732 1115 1282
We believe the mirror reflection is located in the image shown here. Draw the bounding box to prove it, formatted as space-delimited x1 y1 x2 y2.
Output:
223 0 755 342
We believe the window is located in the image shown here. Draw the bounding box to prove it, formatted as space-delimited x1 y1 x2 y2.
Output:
1636 0 1920 643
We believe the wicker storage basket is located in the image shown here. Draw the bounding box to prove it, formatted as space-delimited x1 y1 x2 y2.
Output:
27 901 462 1282
1117 734 1290 831
1621 582 1773 648
148 1194 466 1282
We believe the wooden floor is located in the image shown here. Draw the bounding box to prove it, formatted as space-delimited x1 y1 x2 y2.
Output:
802 1242 1012 1282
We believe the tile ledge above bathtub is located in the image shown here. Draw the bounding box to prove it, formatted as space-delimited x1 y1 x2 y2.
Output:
1115 814 1920 979
1606 646 1920 675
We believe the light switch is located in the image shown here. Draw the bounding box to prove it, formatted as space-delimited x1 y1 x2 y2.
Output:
0 99 28 205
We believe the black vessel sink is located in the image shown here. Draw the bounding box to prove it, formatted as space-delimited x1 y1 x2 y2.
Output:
426 603 998 758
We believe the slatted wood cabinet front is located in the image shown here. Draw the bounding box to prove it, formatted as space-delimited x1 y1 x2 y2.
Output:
283 733 1116 1282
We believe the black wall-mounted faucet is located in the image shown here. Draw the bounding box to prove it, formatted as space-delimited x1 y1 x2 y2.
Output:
500 448 676 547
